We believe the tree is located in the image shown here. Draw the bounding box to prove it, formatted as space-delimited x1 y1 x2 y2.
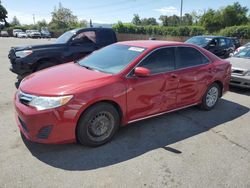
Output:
221 2 248 27
11 16 20 26
159 15 180 26
182 13 193 26
49 2 78 32
199 9 222 33
89 19 93 27
37 19 47 28
0 0 8 26
132 14 141 25
141 17 158 26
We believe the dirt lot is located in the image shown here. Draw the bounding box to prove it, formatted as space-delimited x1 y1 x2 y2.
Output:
0 37 250 188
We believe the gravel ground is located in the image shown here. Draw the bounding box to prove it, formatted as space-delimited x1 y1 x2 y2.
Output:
0 37 250 188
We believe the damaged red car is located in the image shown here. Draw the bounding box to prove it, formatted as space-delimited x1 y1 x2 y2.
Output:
15 40 231 146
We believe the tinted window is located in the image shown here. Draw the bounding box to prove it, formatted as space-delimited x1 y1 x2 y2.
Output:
176 47 209 69
139 48 175 74
219 38 226 46
74 31 96 43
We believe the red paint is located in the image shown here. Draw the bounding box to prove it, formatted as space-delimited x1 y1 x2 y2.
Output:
15 40 231 144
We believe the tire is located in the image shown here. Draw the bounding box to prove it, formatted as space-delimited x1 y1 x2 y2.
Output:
200 83 221 110
36 61 55 71
77 103 120 147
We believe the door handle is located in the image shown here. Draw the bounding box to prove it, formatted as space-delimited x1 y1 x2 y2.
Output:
171 74 178 79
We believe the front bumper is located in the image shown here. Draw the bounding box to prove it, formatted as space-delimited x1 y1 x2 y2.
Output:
8 49 33 75
15 94 77 144
230 75 250 89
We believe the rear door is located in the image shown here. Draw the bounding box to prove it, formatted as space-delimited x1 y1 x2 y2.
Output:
174 46 212 107
126 47 178 121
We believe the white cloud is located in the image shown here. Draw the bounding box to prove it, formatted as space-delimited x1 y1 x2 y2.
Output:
154 6 180 15
6 9 51 25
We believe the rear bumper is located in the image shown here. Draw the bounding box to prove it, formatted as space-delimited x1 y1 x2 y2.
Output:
230 75 250 89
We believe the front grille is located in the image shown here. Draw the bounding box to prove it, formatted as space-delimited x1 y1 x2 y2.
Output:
36 126 52 139
18 117 29 132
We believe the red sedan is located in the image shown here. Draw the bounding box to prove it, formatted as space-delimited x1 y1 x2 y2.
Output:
15 40 231 146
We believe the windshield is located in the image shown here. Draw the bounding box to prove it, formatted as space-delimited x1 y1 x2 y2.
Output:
186 36 212 46
233 48 250 59
78 44 146 74
55 30 76 44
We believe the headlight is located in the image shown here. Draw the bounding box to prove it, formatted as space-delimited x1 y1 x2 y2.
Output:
15 50 33 58
29 95 73 111
246 71 250 76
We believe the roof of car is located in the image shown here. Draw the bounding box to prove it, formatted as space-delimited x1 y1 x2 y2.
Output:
194 35 231 39
117 40 183 49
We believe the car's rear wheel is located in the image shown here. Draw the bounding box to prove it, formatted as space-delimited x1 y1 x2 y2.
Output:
200 83 220 110
77 103 120 147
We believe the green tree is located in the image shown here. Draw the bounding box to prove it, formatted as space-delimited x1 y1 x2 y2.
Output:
199 9 222 33
221 2 248 27
141 17 158 26
132 14 141 25
0 0 8 26
11 16 21 26
182 13 193 26
159 15 180 26
49 2 78 32
37 19 47 28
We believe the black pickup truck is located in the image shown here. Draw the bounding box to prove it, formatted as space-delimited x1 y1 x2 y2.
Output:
8 27 117 87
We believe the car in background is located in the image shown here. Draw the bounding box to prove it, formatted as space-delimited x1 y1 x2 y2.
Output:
13 29 23 37
0 30 9 37
234 42 250 54
17 32 28 38
40 27 51 38
9 27 118 88
29 30 41 38
227 47 250 88
15 40 231 146
185 36 235 59
26 30 32 37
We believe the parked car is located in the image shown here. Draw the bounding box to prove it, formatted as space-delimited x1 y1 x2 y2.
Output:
9 27 117 87
0 30 9 37
227 47 250 88
17 32 28 38
40 27 51 38
26 30 32 37
13 29 23 37
234 42 250 54
185 36 235 59
29 30 41 38
15 40 231 146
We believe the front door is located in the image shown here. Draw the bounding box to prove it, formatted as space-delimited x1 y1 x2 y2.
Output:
126 47 178 121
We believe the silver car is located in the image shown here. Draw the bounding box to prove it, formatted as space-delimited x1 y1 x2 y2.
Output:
227 47 250 88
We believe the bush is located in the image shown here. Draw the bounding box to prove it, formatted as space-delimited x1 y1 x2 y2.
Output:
219 25 250 38
112 23 206 36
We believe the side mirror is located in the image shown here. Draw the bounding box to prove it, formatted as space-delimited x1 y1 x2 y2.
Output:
134 67 150 77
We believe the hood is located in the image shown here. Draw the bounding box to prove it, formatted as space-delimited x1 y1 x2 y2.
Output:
227 57 250 70
20 63 113 96
13 43 65 51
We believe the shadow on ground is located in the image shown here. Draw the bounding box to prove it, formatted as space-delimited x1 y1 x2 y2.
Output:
229 86 250 96
22 99 249 171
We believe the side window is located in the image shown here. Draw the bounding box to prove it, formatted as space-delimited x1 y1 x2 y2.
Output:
74 31 96 43
139 48 175 74
219 38 226 46
176 47 209 69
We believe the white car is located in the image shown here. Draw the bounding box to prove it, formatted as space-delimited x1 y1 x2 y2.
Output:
13 29 23 37
17 32 28 38
234 42 250 54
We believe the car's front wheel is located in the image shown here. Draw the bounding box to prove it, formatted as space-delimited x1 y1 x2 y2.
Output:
200 83 220 110
77 103 120 147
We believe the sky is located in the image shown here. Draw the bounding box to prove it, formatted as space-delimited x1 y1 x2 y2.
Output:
1 0 250 25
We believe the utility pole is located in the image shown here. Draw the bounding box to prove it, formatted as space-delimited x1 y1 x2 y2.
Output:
33 14 35 25
180 0 183 25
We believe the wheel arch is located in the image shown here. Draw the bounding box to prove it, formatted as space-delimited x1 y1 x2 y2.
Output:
213 80 223 97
